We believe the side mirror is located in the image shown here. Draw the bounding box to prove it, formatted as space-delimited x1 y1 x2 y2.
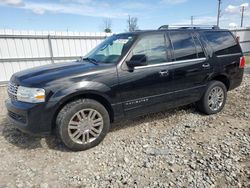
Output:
126 54 148 68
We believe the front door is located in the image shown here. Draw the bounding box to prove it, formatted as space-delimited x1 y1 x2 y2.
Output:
117 33 176 117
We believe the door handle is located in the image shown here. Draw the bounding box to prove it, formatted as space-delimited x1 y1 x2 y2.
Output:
202 63 210 68
159 70 169 77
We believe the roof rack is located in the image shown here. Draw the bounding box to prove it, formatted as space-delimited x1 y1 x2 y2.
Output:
158 25 220 30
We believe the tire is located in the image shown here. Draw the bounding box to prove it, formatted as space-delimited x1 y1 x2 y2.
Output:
56 99 110 151
196 81 227 115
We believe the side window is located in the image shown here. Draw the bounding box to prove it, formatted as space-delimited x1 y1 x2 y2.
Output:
193 35 206 58
169 32 197 61
203 31 241 55
131 34 167 64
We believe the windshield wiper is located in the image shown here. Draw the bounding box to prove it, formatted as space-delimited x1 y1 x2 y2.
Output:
81 57 99 65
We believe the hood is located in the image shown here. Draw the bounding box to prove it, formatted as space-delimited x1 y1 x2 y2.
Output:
11 60 109 87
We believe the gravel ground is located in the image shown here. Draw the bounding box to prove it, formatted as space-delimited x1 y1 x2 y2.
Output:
0 74 249 188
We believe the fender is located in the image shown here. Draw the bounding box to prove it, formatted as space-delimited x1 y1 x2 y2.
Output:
49 81 114 105
207 72 231 90
207 72 230 81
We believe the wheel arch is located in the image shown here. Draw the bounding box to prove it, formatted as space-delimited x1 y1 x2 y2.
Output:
51 92 114 130
210 74 230 90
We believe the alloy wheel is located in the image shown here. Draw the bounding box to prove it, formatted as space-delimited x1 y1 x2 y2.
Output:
208 86 224 111
68 108 104 144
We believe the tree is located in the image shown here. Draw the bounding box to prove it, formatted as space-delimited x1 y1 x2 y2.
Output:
103 18 112 33
127 16 139 32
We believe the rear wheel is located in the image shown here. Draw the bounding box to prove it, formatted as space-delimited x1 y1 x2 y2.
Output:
197 81 227 115
56 99 110 151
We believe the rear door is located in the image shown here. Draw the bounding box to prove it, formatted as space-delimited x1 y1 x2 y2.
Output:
168 31 212 105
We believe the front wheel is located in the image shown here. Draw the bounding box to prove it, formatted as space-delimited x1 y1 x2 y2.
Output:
56 99 110 151
197 81 227 115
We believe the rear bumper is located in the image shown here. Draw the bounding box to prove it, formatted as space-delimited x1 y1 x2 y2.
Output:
5 99 55 136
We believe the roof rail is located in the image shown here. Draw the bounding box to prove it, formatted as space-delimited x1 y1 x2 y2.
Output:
158 25 220 30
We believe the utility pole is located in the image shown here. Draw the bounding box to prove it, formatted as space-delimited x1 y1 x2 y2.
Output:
240 6 245 27
191 16 194 26
217 0 222 27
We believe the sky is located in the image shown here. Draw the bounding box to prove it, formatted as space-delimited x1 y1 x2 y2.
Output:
0 0 249 33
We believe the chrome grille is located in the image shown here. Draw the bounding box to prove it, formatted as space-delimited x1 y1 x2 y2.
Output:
8 82 19 101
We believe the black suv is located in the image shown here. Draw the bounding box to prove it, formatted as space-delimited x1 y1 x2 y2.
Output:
6 26 245 151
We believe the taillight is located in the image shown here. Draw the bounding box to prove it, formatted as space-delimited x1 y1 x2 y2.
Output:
239 56 245 69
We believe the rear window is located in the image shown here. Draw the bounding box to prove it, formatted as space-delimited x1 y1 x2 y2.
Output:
203 31 241 55
169 32 197 61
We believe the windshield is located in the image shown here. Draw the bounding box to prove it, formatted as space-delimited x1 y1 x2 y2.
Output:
84 34 136 64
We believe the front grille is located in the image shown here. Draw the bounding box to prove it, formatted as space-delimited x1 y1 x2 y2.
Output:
8 110 26 124
8 82 19 101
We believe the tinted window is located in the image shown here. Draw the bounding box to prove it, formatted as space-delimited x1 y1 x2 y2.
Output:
131 34 167 64
193 35 205 58
203 31 240 55
170 32 197 61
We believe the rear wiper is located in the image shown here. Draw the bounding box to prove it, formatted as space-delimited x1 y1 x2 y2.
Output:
81 57 99 65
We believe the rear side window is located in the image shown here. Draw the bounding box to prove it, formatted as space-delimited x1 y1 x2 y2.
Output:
203 31 241 55
169 32 197 61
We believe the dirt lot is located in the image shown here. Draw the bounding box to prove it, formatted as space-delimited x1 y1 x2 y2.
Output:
0 74 249 188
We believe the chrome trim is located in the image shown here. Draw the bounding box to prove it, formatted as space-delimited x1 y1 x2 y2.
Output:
122 84 206 107
217 53 242 58
7 82 19 101
8 90 17 96
134 58 206 70
123 85 206 111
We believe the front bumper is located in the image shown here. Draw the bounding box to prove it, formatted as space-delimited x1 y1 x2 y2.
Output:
5 99 55 136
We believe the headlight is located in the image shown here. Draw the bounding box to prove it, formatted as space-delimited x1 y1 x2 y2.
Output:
17 86 45 103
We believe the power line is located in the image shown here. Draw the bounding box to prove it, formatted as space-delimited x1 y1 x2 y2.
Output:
217 0 222 27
